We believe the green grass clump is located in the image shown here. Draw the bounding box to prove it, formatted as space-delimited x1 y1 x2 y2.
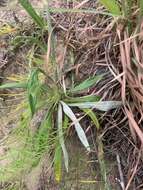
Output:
0 1 122 189
99 0 143 32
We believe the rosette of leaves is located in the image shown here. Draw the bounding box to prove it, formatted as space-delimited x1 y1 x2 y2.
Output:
0 68 122 182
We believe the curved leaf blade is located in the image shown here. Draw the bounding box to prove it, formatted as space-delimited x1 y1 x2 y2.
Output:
65 95 100 103
58 104 69 172
82 109 100 130
68 101 122 111
0 82 27 89
19 0 46 29
70 75 102 93
61 101 90 151
28 94 36 117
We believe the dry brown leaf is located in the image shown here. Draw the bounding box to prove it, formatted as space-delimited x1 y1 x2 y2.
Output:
125 108 143 145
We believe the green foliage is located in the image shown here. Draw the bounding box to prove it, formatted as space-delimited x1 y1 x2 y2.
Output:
139 0 143 17
65 95 100 103
99 0 121 16
0 0 123 185
68 101 122 111
0 82 27 89
27 68 41 116
70 75 102 93
82 109 100 130
19 0 46 29
12 36 47 52
57 104 68 172
54 145 62 182
125 0 133 17
0 65 122 182
99 0 143 34
61 101 90 151
33 108 53 155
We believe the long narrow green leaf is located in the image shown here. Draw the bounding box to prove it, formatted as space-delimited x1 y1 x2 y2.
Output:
61 101 90 151
82 109 100 130
28 94 36 117
19 0 46 29
99 0 121 16
27 69 39 116
0 82 27 89
58 104 69 172
70 75 102 93
28 69 39 89
54 145 62 182
65 95 100 103
68 101 122 111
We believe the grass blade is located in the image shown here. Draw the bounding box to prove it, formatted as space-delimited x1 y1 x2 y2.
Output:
65 95 100 103
19 0 46 29
28 94 36 117
68 101 122 111
70 75 102 93
61 101 90 151
99 0 121 16
58 104 69 172
0 82 27 89
82 109 100 130
54 145 62 182
27 69 39 116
